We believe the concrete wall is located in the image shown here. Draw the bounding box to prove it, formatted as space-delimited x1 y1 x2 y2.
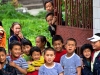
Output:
93 0 100 34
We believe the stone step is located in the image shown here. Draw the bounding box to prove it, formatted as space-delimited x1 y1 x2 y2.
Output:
18 0 43 5
23 3 43 9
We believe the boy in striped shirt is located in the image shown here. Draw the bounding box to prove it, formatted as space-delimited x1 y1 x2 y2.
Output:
7 41 28 75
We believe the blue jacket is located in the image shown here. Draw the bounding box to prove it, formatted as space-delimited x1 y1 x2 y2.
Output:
82 57 93 75
93 52 100 75
9 35 21 43
0 62 17 75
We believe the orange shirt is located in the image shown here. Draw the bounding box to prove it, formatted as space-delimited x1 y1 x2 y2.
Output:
0 26 6 48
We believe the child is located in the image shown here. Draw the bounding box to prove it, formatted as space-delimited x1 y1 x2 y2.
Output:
7 41 28 75
88 33 100 75
81 44 93 75
39 47 64 75
0 47 17 75
21 39 32 61
45 12 56 37
0 26 6 48
27 46 44 75
60 38 81 75
52 35 67 63
35 35 51 54
44 0 54 13
9 22 24 43
44 0 65 25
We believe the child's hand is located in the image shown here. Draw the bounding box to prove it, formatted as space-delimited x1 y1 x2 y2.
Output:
9 61 17 68
27 61 32 65
52 16 57 25
35 67 40 70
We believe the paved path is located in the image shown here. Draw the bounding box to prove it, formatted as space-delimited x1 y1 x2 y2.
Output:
27 8 45 16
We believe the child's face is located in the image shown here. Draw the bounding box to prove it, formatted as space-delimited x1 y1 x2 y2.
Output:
44 50 55 64
83 48 91 59
11 45 21 58
12 25 21 35
65 41 76 54
22 45 31 55
45 2 54 12
35 37 45 48
0 52 6 63
91 41 100 50
32 51 41 61
53 40 63 52
46 15 53 26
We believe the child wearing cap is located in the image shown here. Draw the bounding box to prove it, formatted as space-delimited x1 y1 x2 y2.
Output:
88 33 100 75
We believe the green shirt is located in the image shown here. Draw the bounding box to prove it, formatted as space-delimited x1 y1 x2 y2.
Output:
22 54 31 61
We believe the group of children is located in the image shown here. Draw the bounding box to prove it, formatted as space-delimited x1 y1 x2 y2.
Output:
0 30 100 75
0 0 100 75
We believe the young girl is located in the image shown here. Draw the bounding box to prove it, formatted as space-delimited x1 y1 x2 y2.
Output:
27 46 44 75
39 47 64 75
81 44 93 75
9 22 24 44
35 35 51 55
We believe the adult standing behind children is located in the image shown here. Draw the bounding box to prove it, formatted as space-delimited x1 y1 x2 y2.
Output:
52 35 67 63
88 33 100 75
35 35 51 55
60 38 81 75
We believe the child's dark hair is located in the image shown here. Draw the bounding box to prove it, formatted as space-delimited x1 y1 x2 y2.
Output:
52 35 63 44
0 21 3 26
45 12 54 21
9 41 22 50
36 35 51 47
21 39 32 47
65 38 77 46
0 47 6 54
44 0 54 9
30 46 41 56
81 44 93 56
44 47 55 55
10 22 21 36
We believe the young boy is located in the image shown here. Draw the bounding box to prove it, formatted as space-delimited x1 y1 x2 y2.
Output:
60 38 81 75
39 47 64 75
52 35 67 63
88 33 100 75
21 39 32 61
45 12 56 37
27 46 44 75
7 41 28 75
0 47 17 75
44 0 65 25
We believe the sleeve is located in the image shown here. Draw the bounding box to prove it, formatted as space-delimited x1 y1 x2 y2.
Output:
48 26 56 37
75 56 81 68
57 63 64 74
60 55 64 67
21 58 28 69
38 66 44 75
